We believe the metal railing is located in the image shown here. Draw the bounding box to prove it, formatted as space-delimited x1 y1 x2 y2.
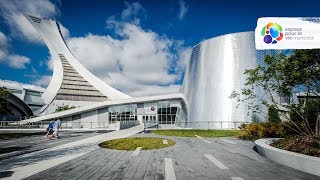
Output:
0 115 29 121
0 120 140 130
0 120 250 130
174 121 251 129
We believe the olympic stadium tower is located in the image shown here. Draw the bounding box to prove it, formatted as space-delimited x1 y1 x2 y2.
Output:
24 14 131 115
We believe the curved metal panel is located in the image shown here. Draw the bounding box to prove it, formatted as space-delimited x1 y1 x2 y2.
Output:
3 93 34 117
180 32 266 128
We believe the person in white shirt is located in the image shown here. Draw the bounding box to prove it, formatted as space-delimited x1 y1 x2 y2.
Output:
53 119 62 139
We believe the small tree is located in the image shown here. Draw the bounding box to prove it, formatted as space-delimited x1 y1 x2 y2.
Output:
230 49 320 135
0 87 12 115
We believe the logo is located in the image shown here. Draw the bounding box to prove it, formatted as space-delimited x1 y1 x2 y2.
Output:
151 107 155 111
261 22 283 44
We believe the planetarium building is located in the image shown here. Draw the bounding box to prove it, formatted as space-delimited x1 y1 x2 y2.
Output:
2 14 271 129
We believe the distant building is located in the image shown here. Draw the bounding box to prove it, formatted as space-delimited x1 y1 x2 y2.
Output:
0 80 45 119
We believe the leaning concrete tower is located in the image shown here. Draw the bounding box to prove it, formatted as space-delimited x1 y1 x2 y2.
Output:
24 14 130 114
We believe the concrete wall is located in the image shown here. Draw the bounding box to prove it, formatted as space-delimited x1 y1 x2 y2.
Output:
255 138 320 176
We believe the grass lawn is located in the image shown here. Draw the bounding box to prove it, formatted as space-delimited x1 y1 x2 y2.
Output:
152 129 242 137
99 137 175 150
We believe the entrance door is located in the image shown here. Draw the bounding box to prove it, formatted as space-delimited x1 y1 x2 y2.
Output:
143 115 158 130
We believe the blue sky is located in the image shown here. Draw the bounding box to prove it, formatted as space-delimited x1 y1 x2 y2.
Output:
0 0 320 96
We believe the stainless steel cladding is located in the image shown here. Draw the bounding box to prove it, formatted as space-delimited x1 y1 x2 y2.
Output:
180 32 266 129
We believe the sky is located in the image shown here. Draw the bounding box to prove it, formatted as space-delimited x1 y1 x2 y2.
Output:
0 0 320 97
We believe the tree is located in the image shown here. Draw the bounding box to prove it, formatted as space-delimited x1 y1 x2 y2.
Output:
230 49 320 135
55 105 76 113
0 87 12 115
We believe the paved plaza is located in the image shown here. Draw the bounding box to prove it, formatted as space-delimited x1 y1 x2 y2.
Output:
1 129 318 180
0 125 143 179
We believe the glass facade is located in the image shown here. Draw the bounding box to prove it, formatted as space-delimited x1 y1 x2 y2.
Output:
157 101 178 124
109 104 137 124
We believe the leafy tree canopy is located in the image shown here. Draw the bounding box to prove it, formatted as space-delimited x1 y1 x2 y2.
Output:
230 49 320 135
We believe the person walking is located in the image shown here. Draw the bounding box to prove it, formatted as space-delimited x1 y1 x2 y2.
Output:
45 120 54 139
53 119 62 139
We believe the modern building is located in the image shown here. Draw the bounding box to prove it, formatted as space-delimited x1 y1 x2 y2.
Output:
0 80 46 119
16 14 273 129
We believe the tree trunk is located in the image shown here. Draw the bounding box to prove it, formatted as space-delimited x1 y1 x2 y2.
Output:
316 114 320 135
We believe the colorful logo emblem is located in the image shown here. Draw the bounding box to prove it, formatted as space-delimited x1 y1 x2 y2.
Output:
261 22 283 44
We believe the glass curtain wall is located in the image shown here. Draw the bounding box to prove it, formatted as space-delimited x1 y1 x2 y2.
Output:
157 101 178 124
109 104 137 124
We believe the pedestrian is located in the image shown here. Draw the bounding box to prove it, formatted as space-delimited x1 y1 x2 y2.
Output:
53 119 62 139
45 120 54 139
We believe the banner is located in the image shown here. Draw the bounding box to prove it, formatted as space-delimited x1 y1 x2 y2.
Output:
255 17 320 49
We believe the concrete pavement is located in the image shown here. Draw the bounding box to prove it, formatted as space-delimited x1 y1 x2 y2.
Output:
0 125 144 179
23 133 319 180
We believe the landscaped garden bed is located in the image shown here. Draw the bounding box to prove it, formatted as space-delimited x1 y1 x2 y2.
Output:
271 135 320 157
99 137 175 150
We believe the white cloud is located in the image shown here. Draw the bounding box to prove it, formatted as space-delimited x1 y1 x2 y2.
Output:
178 0 188 20
34 75 52 87
7 54 31 69
59 23 70 39
0 79 45 92
64 2 191 97
121 1 145 21
0 31 8 48
67 21 191 96
0 31 31 69
0 0 59 43
5 1 191 96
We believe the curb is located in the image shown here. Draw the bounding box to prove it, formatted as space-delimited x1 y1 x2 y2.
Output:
255 138 320 177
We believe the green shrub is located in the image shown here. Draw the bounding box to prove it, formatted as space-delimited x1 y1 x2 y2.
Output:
55 105 75 113
268 105 281 123
238 122 284 140
289 100 320 134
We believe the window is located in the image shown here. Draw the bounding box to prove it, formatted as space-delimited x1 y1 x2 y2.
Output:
108 104 137 123
157 101 179 124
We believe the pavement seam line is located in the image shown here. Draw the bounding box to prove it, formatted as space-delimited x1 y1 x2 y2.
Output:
195 135 211 143
204 154 229 170
131 147 142 156
221 139 236 144
165 158 176 180
231 177 244 180
194 135 203 139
